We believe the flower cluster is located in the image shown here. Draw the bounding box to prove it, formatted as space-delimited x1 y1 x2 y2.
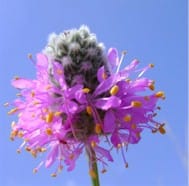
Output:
7 26 165 177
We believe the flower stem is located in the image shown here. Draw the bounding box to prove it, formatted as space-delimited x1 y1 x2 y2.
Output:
86 146 100 186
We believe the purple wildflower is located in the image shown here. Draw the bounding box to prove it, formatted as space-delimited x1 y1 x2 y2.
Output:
7 26 165 177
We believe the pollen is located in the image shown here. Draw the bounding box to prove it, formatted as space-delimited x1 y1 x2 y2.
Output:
82 88 91 93
8 108 18 115
102 72 107 79
56 69 63 75
54 111 62 116
125 162 129 168
123 115 132 122
25 147 31 152
131 101 142 108
149 63 154 68
31 91 35 97
131 124 137 130
159 124 166 134
155 91 165 99
45 112 54 123
45 128 53 136
101 169 107 173
33 168 38 174
51 173 57 177
86 106 92 115
95 124 102 134
91 141 97 148
110 85 119 95
148 83 155 91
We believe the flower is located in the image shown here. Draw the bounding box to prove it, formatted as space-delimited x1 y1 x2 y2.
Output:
7 26 165 177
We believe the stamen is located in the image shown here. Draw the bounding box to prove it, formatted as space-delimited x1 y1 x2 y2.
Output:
31 91 35 97
46 112 54 123
54 111 62 116
45 128 53 135
102 72 107 79
91 141 97 148
51 173 57 177
86 106 92 115
131 124 137 130
95 124 102 134
148 83 155 91
123 115 132 122
159 124 166 134
149 63 154 68
155 91 165 99
131 101 142 108
110 85 119 96
8 108 18 115
82 88 91 93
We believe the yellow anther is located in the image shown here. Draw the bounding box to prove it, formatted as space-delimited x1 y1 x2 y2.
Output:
38 147 47 152
46 112 54 123
14 76 20 80
69 154 74 160
95 124 102 134
31 91 35 97
45 128 53 135
51 173 57 177
28 53 33 59
54 111 61 117
33 101 40 105
8 108 18 115
3 102 9 107
159 124 166 134
117 143 121 148
102 72 107 79
58 165 63 172
56 69 63 75
136 132 141 138
131 124 137 130
82 88 91 93
131 101 142 108
86 106 92 115
33 168 38 174
45 85 51 90
91 141 97 148
148 83 155 91
18 131 23 138
10 130 18 137
89 169 96 178
149 63 154 68
25 147 31 152
110 85 119 95
31 150 37 158
155 91 165 99
123 115 131 122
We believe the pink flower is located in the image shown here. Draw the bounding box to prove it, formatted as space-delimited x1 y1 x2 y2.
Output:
7 27 165 177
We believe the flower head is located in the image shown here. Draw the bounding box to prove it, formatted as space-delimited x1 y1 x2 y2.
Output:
7 26 165 176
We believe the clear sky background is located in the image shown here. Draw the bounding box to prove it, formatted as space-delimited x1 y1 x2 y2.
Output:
0 0 187 186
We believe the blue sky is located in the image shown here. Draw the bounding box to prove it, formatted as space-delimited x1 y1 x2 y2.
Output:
0 0 187 186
